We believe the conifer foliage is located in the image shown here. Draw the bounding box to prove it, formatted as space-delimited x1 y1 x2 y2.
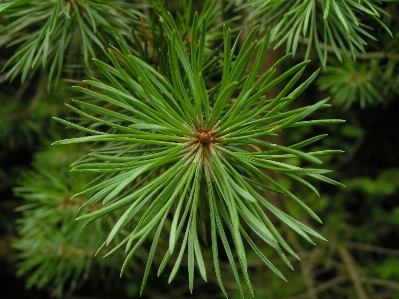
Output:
247 0 393 65
0 0 396 298
53 14 342 296
14 144 125 297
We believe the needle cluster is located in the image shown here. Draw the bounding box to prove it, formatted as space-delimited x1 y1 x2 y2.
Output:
53 12 344 297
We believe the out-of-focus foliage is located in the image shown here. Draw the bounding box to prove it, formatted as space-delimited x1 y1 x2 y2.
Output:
13 144 127 298
318 59 380 109
0 79 66 149
344 168 399 195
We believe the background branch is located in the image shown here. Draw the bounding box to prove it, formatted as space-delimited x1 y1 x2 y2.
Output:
338 245 370 299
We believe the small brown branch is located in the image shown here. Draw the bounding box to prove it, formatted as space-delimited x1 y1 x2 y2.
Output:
44 243 97 258
0 234 14 260
0 68 46 123
0 35 14 48
346 242 399 257
248 144 263 152
333 133 365 171
288 276 348 299
284 225 318 299
60 197 103 211
298 36 399 60
300 256 318 299
333 113 364 171
0 108 33 123
362 277 399 291
350 51 399 60
14 75 33 99
0 19 28 46
30 68 47 110
338 245 370 299
0 73 8 84
373 291 399 299
140 16 153 49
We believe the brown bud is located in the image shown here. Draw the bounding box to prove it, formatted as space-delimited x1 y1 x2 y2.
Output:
198 131 213 143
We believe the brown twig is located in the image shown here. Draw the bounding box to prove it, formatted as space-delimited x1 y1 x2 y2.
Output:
362 277 399 291
0 234 14 260
333 133 365 171
333 113 365 171
373 291 399 299
0 68 47 123
44 243 97 258
346 242 399 257
283 224 318 299
298 36 399 60
0 108 33 123
60 197 103 211
288 276 348 299
0 73 8 84
338 245 370 299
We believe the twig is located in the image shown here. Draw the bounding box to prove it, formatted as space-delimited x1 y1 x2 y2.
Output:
287 276 347 299
14 75 33 99
333 133 365 171
0 34 14 48
333 113 364 171
374 291 399 299
298 36 399 60
0 72 8 84
0 108 33 123
0 234 14 260
338 245 370 299
284 224 318 299
362 277 399 291
300 256 318 299
346 242 399 257
0 68 47 123
30 68 47 110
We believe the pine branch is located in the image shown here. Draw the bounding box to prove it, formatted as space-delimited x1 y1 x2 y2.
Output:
52 10 343 297
246 0 394 66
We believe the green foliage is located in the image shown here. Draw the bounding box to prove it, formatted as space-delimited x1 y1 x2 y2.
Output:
344 168 399 195
0 0 144 89
244 0 398 109
318 58 380 109
1 0 398 298
52 11 344 297
373 258 399 279
380 58 399 104
0 79 66 149
13 144 125 297
246 0 393 66
155 0 234 43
